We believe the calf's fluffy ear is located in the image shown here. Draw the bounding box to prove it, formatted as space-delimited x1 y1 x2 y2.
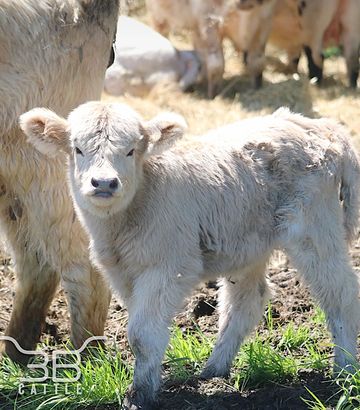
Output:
19 108 70 157
142 112 187 157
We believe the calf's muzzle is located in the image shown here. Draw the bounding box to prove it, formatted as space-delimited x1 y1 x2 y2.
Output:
91 177 119 196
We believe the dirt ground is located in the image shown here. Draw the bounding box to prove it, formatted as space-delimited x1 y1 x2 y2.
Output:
2 248 360 409
1 17 360 409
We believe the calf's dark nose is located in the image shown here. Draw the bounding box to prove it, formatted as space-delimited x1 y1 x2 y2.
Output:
91 177 119 191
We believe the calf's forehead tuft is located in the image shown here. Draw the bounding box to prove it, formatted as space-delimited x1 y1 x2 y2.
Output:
68 102 143 144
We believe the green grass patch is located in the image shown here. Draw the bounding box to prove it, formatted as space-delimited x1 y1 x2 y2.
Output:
303 369 360 410
323 46 342 59
232 324 329 391
233 337 299 390
278 321 311 351
311 306 327 326
165 326 213 379
0 346 131 409
0 305 353 409
335 370 360 409
232 305 331 391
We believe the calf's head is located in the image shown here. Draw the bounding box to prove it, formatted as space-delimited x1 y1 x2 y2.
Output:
20 102 187 217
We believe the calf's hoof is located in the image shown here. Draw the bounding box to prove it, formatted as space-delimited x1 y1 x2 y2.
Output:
122 385 158 410
333 361 359 378
200 364 230 380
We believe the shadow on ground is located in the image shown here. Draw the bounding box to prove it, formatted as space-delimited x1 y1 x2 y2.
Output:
158 371 334 410
78 371 335 410
192 75 315 117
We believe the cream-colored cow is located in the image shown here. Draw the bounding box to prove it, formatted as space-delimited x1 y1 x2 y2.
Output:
145 0 226 97
0 0 118 363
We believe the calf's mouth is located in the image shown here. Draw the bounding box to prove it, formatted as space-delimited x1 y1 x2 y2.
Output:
93 190 114 198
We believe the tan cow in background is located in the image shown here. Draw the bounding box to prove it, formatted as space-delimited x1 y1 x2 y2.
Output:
151 0 359 93
145 0 226 97
222 0 278 87
235 0 360 87
301 0 360 87
0 0 118 363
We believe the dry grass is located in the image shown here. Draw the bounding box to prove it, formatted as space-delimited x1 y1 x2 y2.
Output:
103 26 360 149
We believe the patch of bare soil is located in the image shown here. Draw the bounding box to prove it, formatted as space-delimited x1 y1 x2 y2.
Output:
1 243 359 409
159 372 333 410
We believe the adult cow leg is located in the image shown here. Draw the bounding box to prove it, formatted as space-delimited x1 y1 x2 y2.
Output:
342 31 359 88
2 228 110 361
304 45 324 84
246 48 265 89
0 162 110 360
2 237 59 363
61 264 110 350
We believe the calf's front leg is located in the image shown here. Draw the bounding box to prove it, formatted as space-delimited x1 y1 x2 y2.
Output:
123 268 196 410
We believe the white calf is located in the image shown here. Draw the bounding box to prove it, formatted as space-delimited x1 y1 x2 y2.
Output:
21 103 360 409
104 16 201 96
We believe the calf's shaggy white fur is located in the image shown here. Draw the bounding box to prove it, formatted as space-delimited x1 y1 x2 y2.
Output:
21 103 360 409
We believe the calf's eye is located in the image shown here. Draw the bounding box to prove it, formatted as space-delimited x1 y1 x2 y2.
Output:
75 147 84 156
127 149 135 157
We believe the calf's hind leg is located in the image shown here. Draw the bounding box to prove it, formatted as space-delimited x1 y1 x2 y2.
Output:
201 259 270 379
285 212 360 372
